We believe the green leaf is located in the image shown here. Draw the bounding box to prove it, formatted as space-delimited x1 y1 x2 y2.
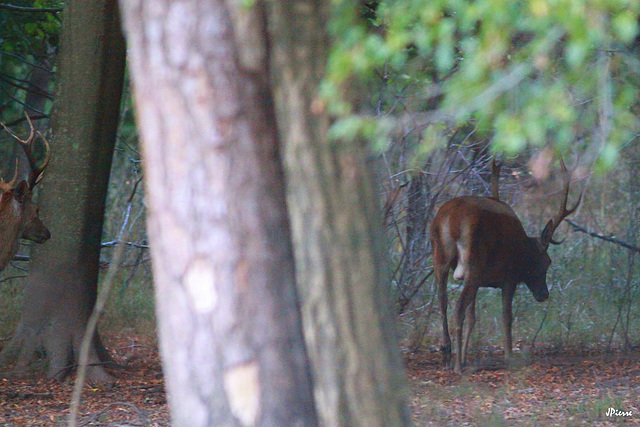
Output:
612 10 638 43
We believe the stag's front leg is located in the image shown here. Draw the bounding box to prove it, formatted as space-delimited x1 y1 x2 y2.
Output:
501 285 516 361
453 285 477 374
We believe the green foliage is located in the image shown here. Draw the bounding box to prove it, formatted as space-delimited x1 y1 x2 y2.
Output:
0 1 62 120
0 1 61 54
326 0 640 169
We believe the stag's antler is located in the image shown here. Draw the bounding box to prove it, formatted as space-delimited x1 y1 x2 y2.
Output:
0 160 19 194
543 158 582 247
0 113 51 189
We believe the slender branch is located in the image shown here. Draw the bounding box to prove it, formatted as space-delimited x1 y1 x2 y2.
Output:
0 274 27 283
397 269 433 315
565 219 640 253
0 52 56 74
3 113 49 128
0 4 62 13
101 240 149 249
529 306 549 351
69 177 143 427
0 74 53 100
0 84 48 117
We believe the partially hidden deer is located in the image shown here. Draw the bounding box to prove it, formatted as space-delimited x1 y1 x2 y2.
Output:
0 114 51 270
430 159 581 373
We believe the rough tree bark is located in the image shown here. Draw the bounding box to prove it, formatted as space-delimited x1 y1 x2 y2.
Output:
0 0 126 381
119 0 318 425
122 0 410 424
267 1 412 425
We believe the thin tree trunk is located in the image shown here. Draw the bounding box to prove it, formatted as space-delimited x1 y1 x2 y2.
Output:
624 138 640 348
267 1 412 425
120 0 318 425
0 0 126 382
12 47 54 178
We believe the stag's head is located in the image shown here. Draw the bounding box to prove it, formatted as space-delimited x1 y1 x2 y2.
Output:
0 114 51 270
523 236 552 302
525 159 582 302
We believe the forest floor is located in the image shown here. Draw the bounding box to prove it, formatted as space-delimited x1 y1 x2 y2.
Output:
0 335 639 426
406 345 640 426
0 333 169 426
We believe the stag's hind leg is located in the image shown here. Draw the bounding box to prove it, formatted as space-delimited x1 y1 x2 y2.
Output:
435 263 452 367
461 292 477 366
453 285 477 374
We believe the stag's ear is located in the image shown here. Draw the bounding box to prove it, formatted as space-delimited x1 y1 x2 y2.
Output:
14 180 30 202
540 219 554 245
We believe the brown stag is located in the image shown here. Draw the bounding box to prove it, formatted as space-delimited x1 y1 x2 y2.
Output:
0 114 51 270
430 159 581 373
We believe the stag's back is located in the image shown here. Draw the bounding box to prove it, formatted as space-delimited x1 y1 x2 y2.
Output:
430 196 530 286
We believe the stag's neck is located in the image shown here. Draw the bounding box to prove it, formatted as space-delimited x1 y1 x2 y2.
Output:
0 198 22 270
510 236 543 280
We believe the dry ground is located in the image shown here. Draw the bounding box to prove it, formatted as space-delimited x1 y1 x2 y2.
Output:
1 335 639 426
0 333 169 426
406 346 640 426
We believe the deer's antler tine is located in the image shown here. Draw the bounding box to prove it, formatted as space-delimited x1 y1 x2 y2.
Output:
1 121 17 140
541 157 582 247
0 114 51 189
29 130 51 187
0 160 20 193
19 114 50 188
565 192 582 217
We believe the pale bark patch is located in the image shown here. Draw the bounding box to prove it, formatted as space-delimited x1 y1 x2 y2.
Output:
184 257 217 313
224 362 261 426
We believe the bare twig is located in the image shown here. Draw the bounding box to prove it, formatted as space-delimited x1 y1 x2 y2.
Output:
529 306 549 352
0 274 27 283
0 85 48 117
0 4 62 13
565 219 640 254
79 401 149 426
69 177 142 427
101 240 149 249
0 52 55 74
0 74 54 100
397 270 433 315
0 113 49 128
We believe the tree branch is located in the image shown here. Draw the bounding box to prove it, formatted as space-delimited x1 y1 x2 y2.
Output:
565 219 640 254
0 52 56 74
0 4 62 13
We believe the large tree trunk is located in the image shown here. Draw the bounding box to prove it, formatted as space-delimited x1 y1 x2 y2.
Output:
0 0 126 382
120 0 318 425
267 1 413 425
